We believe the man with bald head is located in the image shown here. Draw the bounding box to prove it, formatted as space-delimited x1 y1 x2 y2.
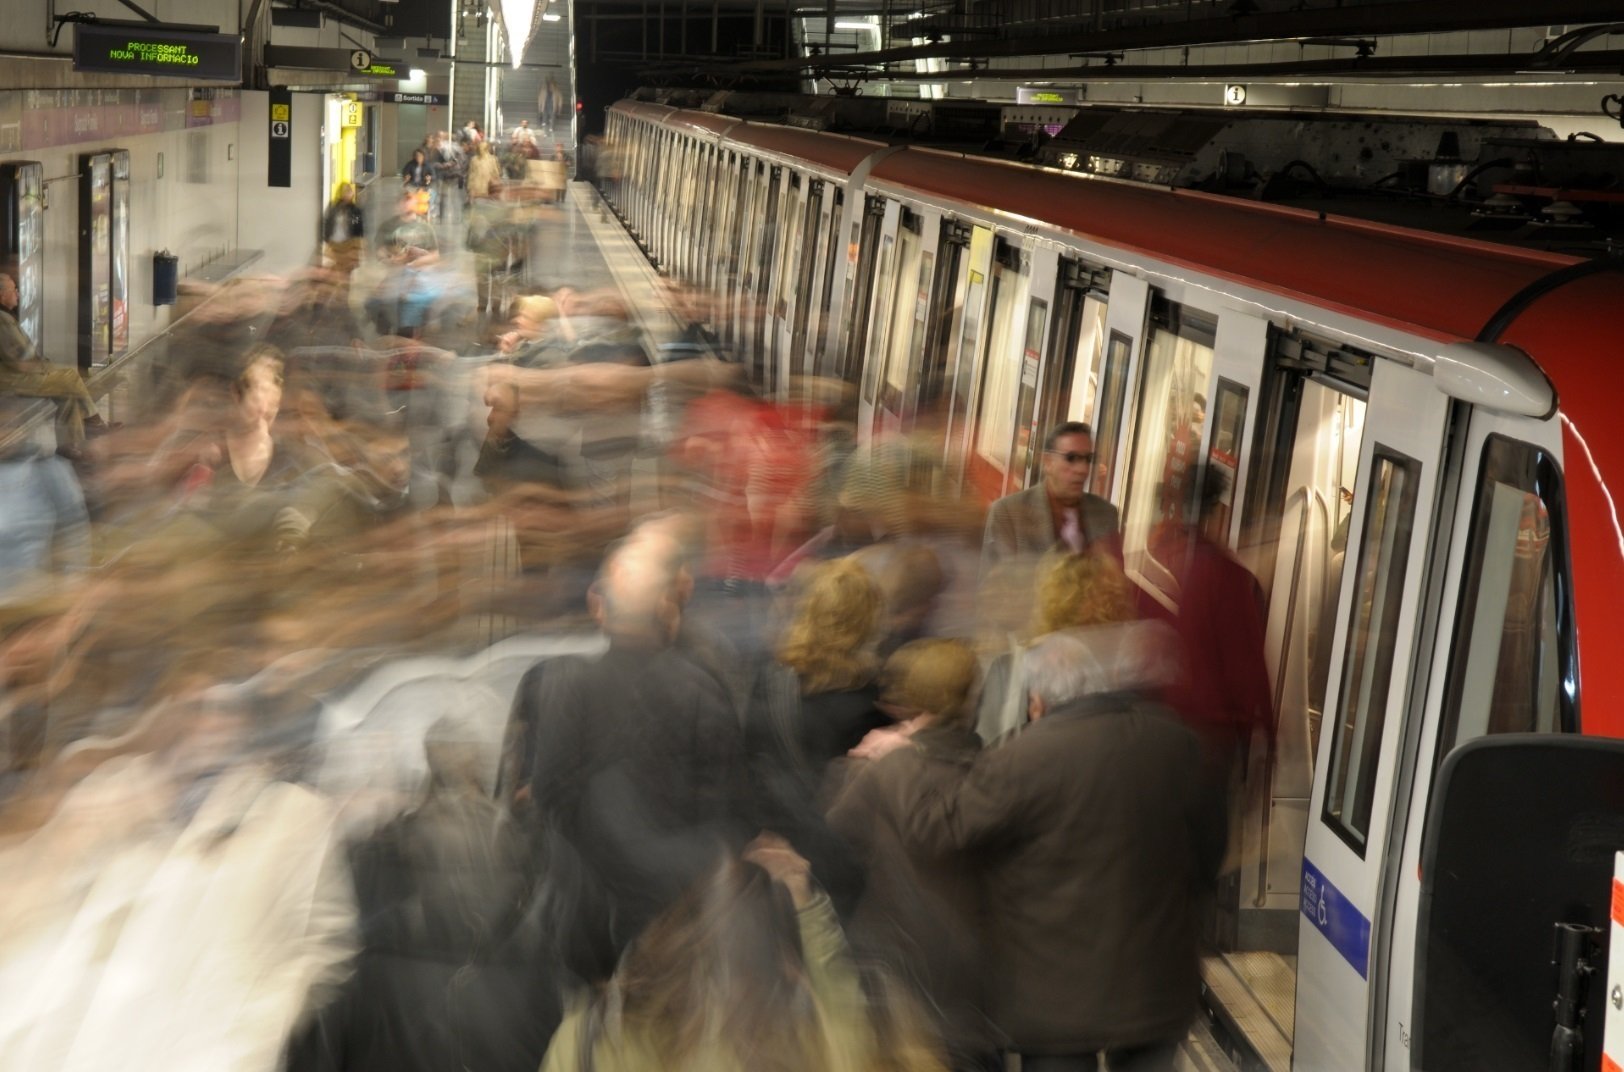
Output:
515 518 750 981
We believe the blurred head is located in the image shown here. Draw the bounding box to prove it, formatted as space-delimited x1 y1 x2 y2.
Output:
1023 621 1180 719
232 345 285 427
336 182 355 203
512 294 558 335
615 857 819 1069
880 638 979 728
1041 421 1095 506
778 558 880 695
591 525 688 646
412 149 425 164
1034 551 1132 636
0 272 16 311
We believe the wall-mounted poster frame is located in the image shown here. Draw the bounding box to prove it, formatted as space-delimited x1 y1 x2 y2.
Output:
0 162 45 354
110 149 131 357
78 151 113 368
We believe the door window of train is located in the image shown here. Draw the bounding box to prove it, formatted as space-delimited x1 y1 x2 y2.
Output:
862 233 896 405
880 224 927 415
1324 449 1421 854
973 247 1033 479
945 226 993 475
1089 332 1132 501
1204 380 1249 541
1061 295 1110 426
812 190 843 371
1121 301 1217 606
1436 436 1574 764
1009 298 1050 486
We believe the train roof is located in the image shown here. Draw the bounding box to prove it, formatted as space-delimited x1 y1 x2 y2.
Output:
869 148 1579 347
724 121 887 174
660 111 740 138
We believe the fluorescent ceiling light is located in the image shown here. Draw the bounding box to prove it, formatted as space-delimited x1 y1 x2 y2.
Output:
835 21 872 30
408 68 426 80
542 11 562 19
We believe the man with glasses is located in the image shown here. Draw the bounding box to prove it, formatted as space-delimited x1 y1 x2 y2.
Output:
982 421 1118 575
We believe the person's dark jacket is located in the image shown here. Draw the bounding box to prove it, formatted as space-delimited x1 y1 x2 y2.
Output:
879 690 1224 1056
827 723 1000 1061
743 661 882 918
285 791 560 1072
522 643 752 982
323 199 365 244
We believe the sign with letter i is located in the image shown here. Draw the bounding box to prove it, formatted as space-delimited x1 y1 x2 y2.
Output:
268 88 293 188
1604 852 1624 1072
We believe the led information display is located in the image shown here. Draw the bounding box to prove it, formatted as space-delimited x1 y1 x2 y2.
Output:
74 24 242 82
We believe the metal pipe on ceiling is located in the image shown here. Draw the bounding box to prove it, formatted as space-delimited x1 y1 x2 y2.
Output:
712 0 1624 72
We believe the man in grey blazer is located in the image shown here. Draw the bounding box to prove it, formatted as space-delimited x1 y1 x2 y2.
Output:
982 421 1119 574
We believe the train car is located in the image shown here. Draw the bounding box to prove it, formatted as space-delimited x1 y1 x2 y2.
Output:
602 100 1624 1072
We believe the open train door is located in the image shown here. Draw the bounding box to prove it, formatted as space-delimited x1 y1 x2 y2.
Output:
1412 734 1624 1072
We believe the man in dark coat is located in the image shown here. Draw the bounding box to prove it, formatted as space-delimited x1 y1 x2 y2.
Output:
520 521 751 982
872 623 1225 1072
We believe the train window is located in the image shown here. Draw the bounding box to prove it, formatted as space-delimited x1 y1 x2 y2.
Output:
972 253 1032 478
812 190 843 372
945 226 993 477
862 233 896 405
1204 379 1248 539
1120 301 1216 606
1062 296 1109 426
1324 449 1421 854
1089 332 1132 501
880 229 926 409
1436 436 1574 762
1009 297 1050 485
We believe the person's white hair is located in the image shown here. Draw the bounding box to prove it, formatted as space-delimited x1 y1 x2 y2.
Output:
594 524 686 636
1023 621 1180 709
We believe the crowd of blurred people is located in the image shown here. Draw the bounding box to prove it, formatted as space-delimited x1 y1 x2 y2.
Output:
0 161 1274 1071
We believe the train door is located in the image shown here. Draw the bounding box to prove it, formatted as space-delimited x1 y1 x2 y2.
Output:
856 199 906 436
1022 257 1112 490
733 159 768 358
866 205 941 440
751 167 783 385
767 172 809 391
807 187 844 378
962 237 1038 501
790 179 834 382
1002 246 1062 493
1292 359 1451 1071
836 195 886 386
1118 297 1219 607
941 223 995 487
1378 405 1571 1070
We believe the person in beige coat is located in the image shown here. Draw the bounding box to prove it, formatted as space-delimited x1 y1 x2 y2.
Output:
466 141 502 201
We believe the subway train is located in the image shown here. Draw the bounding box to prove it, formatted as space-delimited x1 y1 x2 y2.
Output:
600 100 1624 1072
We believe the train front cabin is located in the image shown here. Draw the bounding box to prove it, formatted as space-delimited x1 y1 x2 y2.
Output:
602 100 1624 1072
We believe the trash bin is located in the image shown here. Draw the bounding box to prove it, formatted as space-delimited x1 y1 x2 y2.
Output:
153 250 178 306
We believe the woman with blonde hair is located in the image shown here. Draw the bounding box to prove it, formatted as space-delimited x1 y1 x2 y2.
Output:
747 557 886 913
976 550 1136 743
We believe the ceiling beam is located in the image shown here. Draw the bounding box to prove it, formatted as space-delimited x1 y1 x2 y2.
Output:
705 0 1624 72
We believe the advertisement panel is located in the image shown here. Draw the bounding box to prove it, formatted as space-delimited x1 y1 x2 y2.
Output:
0 162 45 351
78 151 112 368
110 149 130 355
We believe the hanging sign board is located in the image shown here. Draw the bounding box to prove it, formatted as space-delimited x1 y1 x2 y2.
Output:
74 24 242 82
